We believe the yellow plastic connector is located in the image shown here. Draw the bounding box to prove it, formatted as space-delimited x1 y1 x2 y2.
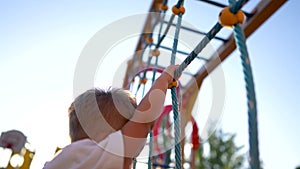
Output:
168 80 178 89
172 5 185 15
219 6 245 27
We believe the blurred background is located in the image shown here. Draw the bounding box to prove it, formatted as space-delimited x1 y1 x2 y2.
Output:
0 0 299 168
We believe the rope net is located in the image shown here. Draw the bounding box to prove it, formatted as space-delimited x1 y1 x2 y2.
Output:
128 0 260 168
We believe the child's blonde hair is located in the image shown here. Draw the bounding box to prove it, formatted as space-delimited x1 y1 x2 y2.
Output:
68 88 137 142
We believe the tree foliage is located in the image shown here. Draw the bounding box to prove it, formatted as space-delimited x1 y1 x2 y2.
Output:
196 129 245 169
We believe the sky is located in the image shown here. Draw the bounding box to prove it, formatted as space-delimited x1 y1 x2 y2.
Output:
0 0 299 169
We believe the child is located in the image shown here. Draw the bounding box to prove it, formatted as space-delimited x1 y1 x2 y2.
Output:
43 64 180 169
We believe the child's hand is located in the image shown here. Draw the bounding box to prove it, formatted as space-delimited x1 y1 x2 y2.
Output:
162 65 180 83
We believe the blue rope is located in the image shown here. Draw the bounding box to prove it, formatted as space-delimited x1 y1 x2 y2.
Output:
133 158 137 169
170 6 184 169
130 43 148 86
133 45 153 169
157 0 168 41
171 87 181 169
152 57 159 85
155 14 176 49
232 14 260 169
175 0 184 8
136 1 178 93
137 2 176 94
135 53 152 95
147 2 169 167
228 1 260 168
170 15 182 65
230 0 249 13
155 0 184 50
174 23 222 78
148 131 153 169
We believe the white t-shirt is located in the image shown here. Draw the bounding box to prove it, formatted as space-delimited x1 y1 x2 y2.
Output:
43 131 124 169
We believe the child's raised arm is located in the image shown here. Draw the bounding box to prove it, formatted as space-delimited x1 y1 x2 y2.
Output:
121 64 180 168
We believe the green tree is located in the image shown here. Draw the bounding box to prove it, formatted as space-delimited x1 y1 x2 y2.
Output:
196 129 245 169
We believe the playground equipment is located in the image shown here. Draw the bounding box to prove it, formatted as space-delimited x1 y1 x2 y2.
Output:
0 1 287 169
0 130 35 169
123 0 287 169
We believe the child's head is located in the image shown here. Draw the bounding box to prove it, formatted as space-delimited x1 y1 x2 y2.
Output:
68 88 137 142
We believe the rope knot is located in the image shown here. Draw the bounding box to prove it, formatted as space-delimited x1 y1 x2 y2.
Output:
172 5 185 15
219 6 245 27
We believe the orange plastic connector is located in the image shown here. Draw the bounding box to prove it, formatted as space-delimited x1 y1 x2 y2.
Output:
219 6 245 27
172 5 185 15
160 4 168 11
145 36 153 44
168 80 178 89
140 78 147 84
151 49 160 57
